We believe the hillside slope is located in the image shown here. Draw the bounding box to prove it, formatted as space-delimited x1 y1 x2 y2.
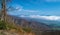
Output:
6 15 52 35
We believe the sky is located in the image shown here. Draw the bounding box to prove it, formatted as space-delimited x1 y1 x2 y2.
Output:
7 0 60 20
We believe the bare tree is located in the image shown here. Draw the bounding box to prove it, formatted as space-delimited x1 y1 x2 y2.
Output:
1 0 6 22
0 0 11 22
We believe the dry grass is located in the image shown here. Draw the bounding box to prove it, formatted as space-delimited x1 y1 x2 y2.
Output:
0 20 34 35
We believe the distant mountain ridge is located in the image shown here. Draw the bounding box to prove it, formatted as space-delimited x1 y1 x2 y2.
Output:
7 15 51 31
21 17 60 27
6 15 60 35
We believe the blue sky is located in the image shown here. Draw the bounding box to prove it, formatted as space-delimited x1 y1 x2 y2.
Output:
8 0 60 16
7 0 60 20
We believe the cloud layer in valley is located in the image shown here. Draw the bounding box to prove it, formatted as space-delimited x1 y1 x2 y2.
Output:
20 15 60 21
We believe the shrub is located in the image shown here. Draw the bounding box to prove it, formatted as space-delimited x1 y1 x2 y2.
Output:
0 21 7 30
22 27 32 33
0 20 16 30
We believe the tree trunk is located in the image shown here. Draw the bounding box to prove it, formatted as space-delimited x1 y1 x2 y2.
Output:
1 0 7 22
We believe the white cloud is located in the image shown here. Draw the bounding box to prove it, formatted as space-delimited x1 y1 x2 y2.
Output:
8 4 41 16
15 6 23 11
20 15 60 21
22 9 39 12
14 5 23 12
13 5 39 12
39 16 60 20
30 15 60 20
